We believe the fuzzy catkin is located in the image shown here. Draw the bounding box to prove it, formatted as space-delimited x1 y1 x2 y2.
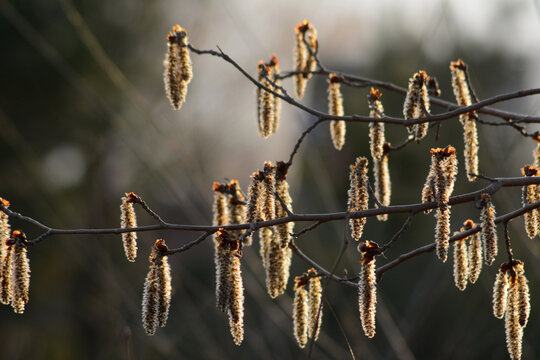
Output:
227 248 244 346
120 194 138 262
257 62 275 138
467 231 483 284
480 194 498 265
328 74 345 150
0 242 13 305
245 171 264 224
435 207 451 262
164 25 192 110
515 265 530 328
368 89 385 161
359 256 377 338
307 271 323 341
259 227 273 270
156 255 172 327
262 162 276 222
521 166 539 238
403 71 430 140
11 233 30 314
142 263 159 335
493 268 509 319
421 154 437 212
227 180 246 242
293 20 316 99
505 275 523 360
269 55 281 133
453 238 468 291
275 162 294 247
374 156 391 221
462 113 479 181
293 285 309 348
348 157 369 240
266 236 292 298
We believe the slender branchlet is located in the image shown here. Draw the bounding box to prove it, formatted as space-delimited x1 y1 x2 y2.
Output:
269 55 281 133
505 272 523 360
164 25 192 110
307 268 322 341
521 165 538 238
480 193 498 265
403 70 430 140
257 62 275 138
374 154 391 221
293 20 317 99
348 157 369 240
328 74 346 150
120 192 138 262
358 241 378 338
453 235 468 291
368 88 385 161
293 277 309 348
464 220 483 283
493 266 509 319
435 207 451 262
10 231 30 314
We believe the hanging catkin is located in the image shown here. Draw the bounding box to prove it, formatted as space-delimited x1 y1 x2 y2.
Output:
257 62 275 138
505 271 523 360
480 193 498 265
521 165 538 238
164 25 192 110
358 241 378 338
374 155 391 221
348 157 369 240
10 231 30 314
293 20 317 99
307 268 323 341
0 198 11 305
328 74 346 150
464 220 482 283
453 235 468 291
120 192 138 262
493 266 509 319
403 71 430 141
293 277 309 348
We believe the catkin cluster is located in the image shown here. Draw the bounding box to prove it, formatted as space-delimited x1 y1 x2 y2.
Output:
328 74 346 150
521 165 540 238
164 25 192 110
368 89 391 221
358 241 379 338
256 55 281 138
0 230 31 314
479 193 498 265
492 261 530 360
120 192 139 262
403 70 431 141
421 146 458 261
214 229 245 345
293 269 323 348
452 220 482 290
142 239 172 336
450 59 479 181
293 20 317 99
348 157 369 241
244 162 294 298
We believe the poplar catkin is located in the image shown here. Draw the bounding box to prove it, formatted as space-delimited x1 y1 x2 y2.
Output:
293 20 317 99
120 193 138 262
359 242 377 338
227 180 246 242
348 157 369 241
493 267 509 319
257 62 275 138
11 231 30 314
465 220 483 284
514 264 530 328
521 165 539 238
328 74 346 150
374 156 391 221
505 274 523 360
164 25 192 110
453 236 468 291
269 55 281 133
261 162 276 222
307 269 322 341
0 198 11 304
480 194 498 265
421 153 437 213
403 70 430 140
245 171 264 224
293 279 309 348
368 88 385 161
435 207 451 262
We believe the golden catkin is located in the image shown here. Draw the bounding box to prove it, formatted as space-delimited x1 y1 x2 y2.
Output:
0 242 14 305
421 154 437 212
403 70 430 140
120 193 138 262
465 220 483 284
307 269 323 341
266 236 292 298
269 55 281 133
450 59 472 108
328 74 346 150
505 275 523 360
275 162 294 247
155 242 172 328
259 227 273 270
245 171 264 224
348 157 369 240
0 197 9 245
215 229 233 312
141 262 159 335
493 267 509 319
227 180 246 242
11 231 30 314
368 88 385 161
480 193 498 265
514 264 530 328
453 237 468 291
227 246 244 346
359 244 377 338
293 20 316 99
435 208 451 262
534 141 540 169
432 146 457 207
521 165 539 238
293 281 309 348
164 25 192 110
374 156 391 221
262 162 276 222
257 62 275 138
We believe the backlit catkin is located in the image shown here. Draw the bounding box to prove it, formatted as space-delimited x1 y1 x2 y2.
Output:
269 55 281 134
275 162 294 247
374 156 391 221
521 165 538 238
368 88 385 161
464 220 482 283
403 71 430 141
435 207 451 262
257 62 275 138
293 278 309 348
422 146 457 211
514 263 530 328
120 193 138 262
505 273 523 360
11 231 30 314
453 236 468 291
307 269 322 341
359 241 377 338
227 180 246 242
262 162 276 222
294 20 317 99
164 25 192 110
493 267 509 319
348 157 369 240
480 194 498 265
0 198 11 304
328 74 345 150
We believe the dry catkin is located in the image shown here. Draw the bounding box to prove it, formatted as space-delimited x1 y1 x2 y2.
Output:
328 74 346 150
432 146 457 207
307 269 323 341
493 267 509 319
348 157 369 240
368 88 385 161
215 229 233 312
120 193 138 262
164 25 192 110
293 279 309 348
465 220 483 283
453 236 468 291
359 242 377 338
435 207 451 262
11 231 30 314
293 20 316 99
257 62 275 138
505 274 523 360
521 165 539 238
480 193 498 265
374 155 391 221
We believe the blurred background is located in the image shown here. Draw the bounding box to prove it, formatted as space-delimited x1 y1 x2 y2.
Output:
1 0 539 359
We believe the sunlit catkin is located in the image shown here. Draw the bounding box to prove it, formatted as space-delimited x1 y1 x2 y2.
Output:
514 263 530 328
142 261 158 335
293 20 316 99
245 171 264 224
0 241 13 305
275 162 294 247
453 236 468 291
431 146 457 207
164 25 192 110
465 220 483 284
307 269 322 341
269 55 281 133
11 231 30 314
403 70 430 140
0 198 9 244
493 267 509 319
120 193 138 262
262 162 276 222
359 242 377 338
153 240 172 328
328 74 346 150
368 88 385 161
227 245 244 346
421 153 437 212
480 194 498 265
348 157 369 240
227 180 246 242
257 62 275 138
435 207 451 262
374 155 391 221
293 278 309 348
505 274 523 360
521 165 538 238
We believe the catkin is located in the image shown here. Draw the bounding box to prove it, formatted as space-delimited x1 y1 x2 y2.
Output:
465 220 482 283
257 62 275 138
534 141 540 169
453 237 468 291
328 74 346 150
142 260 159 335
435 207 451 262
259 227 272 270
505 274 523 360
227 180 246 242
480 194 498 265
348 157 369 240
245 171 264 224
359 243 377 338
275 162 294 247
262 162 276 222
521 165 539 238
293 20 317 99
403 71 430 140
421 154 437 213
10 231 30 314
493 267 509 319
120 193 138 262
164 25 192 110
0 198 11 304
293 280 309 348
269 55 281 133
514 264 530 328
374 156 391 221
215 229 233 312
368 88 385 161
307 269 322 341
